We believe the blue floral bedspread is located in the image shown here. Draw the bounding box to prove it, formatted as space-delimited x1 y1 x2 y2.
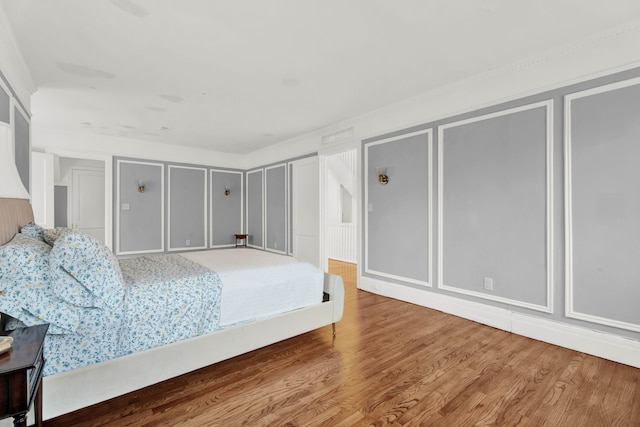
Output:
118 254 223 356
2 229 223 377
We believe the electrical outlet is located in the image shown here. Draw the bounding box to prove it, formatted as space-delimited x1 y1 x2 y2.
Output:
483 277 493 291
186 240 191 246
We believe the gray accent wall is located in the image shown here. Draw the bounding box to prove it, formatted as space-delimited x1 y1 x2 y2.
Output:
246 169 264 248
117 160 164 254
54 185 68 227
440 104 549 309
363 66 640 341
211 170 243 247
567 80 640 328
168 166 207 251
0 85 9 123
366 131 431 285
265 164 287 253
14 106 30 193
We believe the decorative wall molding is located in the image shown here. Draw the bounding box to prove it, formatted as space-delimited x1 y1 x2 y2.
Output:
209 169 244 249
167 165 208 252
564 76 640 333
438 100 554 313
115 159 165 255
246 168 265 250
364 128 433 288
360 276 640 369
264 163 288 255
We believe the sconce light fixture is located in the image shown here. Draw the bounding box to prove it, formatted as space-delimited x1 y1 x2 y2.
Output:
138 180 146 193
377 167 389 185
224 186 230 196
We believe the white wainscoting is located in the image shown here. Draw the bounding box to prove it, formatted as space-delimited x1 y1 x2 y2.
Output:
327 223 357 263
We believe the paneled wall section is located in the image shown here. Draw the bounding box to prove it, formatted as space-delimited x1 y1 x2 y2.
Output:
363 67 640 342
565 77 640 332
114 157 243 255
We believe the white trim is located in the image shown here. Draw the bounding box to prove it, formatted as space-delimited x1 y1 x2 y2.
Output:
438 100 554 313
364 129 433 288
264 163 288 255
360 276 640 369
564 76 640 333
209 169 244 249
246 168 265 250
167 165 208 252
115 159 165 255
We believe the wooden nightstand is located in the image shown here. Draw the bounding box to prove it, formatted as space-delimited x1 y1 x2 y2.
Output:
234 234 248 248
0 324 48 427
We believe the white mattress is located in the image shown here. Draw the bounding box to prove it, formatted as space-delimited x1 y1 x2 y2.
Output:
181 249 324 327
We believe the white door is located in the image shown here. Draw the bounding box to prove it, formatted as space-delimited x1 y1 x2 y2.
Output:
291 157 320 267
71 168 105 242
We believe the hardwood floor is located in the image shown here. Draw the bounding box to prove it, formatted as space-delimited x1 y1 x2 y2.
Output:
46 260 640 426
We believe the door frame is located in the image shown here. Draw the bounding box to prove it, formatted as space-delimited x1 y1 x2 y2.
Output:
318 140 361 274
45 150 113 250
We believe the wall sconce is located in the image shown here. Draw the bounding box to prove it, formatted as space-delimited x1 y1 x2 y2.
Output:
376 167 389 185
138 180 146 193
224 186 230 196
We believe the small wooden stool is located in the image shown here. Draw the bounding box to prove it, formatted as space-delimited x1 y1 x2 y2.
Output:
234 234 248 248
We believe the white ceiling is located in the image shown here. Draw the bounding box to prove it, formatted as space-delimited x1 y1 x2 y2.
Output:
2 0 640 154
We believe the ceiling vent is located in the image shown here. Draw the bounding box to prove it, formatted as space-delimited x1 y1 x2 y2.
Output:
321 127 354 145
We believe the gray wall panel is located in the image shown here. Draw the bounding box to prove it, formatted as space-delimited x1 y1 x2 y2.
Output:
366 132 430 284
117 160 164 254
0 85 9 123
14 107 30 192
441 105 548 307
211 170 243 246
169 166 206 250
266 165 287 253
247 169 263 248
569 82 640 325
54 185 68 227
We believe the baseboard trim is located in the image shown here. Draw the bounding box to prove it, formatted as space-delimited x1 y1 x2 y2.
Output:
359 276 640 368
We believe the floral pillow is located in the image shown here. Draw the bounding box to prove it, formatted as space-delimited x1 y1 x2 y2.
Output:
43 227 72 247
51 267 104 308
0 233 80 333
20 222 45 241
49 230 125 309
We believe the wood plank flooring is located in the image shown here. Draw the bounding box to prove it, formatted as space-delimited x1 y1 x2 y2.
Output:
46 260 640 426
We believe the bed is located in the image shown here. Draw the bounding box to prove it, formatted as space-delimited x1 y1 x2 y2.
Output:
0 197 344 421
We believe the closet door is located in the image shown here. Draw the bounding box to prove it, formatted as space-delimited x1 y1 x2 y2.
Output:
246 169 264 249
168 165 207 251
210 169 243 248
116 159 164 255
265 164 287 254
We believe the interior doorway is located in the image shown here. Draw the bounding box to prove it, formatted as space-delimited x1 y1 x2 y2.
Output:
321 147 359 286
55 157 106 243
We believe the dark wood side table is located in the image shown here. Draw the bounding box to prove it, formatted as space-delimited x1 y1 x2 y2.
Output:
0 324 48 427
234 234 248 248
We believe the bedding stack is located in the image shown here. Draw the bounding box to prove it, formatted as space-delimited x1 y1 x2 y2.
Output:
0 223 222 376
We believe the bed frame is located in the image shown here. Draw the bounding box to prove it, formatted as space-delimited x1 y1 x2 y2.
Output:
0 197 345 421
